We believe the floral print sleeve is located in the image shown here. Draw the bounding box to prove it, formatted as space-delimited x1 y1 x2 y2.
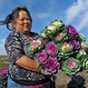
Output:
5 30 24 63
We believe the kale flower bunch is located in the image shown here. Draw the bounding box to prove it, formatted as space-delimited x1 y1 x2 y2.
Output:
60 25 88 75
28 19 88 76
62 58 81 76
40 19 80 76
28 38 60 76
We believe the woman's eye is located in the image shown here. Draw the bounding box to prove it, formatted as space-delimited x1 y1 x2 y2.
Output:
19 19 24 21
19 18 31 21
27 18 30 20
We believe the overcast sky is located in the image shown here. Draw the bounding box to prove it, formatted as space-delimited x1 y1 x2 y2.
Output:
0 0 88 55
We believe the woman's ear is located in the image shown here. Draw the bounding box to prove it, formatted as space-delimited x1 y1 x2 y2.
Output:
12 21 15 28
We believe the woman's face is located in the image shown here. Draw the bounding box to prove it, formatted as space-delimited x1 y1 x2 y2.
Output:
13 10 32 35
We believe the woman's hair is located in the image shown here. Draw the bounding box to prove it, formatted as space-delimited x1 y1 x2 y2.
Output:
0 6 32 31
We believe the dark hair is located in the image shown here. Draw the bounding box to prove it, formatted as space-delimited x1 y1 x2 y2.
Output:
0 6 32 31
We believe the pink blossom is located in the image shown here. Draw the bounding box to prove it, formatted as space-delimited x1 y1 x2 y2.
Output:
46 42 58 56
32 40 40 49
45 56 60 73
37 51 47 63
68 62 76 68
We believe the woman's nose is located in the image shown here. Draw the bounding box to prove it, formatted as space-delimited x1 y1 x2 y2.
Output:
24 19 28 23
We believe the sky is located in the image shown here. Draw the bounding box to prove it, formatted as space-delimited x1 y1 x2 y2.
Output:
0 0 88 55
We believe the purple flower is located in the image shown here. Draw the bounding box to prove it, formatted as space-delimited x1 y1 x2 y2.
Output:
38 38 46 45
69 40 79 49
37 51 47 63
0 70 8 78
45 56 60 73
65 25 78 39
46 42 58 56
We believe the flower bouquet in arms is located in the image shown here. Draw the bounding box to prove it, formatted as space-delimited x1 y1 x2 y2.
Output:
29 18 88 77
28 38 60 80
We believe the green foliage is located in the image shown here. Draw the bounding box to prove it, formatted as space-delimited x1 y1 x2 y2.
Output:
0 58 8 62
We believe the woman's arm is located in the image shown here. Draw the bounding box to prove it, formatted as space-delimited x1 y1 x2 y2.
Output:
5 31 41 72
15 55 41 72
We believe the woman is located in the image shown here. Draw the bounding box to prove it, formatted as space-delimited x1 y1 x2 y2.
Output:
0 7 56 88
